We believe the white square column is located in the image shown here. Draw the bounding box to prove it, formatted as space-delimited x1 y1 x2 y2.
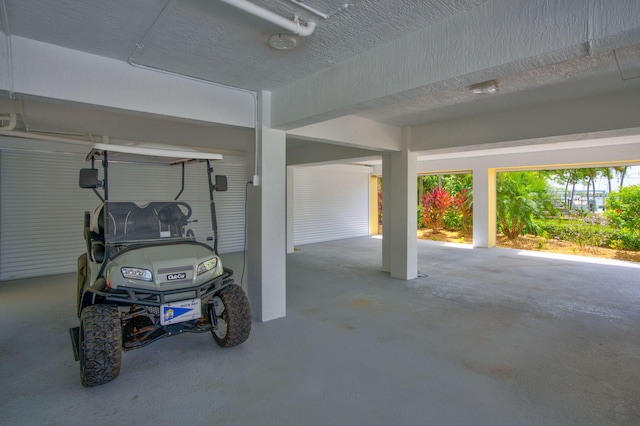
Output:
381 154 391 273
286 166 295 254
472 167 497 248
383 135 418 280
246 92 287 321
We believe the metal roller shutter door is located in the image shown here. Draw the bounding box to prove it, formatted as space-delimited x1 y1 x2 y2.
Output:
0 149 246 281
0 150 94 280
293 165 370 246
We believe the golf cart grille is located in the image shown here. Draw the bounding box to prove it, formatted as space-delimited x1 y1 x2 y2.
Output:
100 268 234 308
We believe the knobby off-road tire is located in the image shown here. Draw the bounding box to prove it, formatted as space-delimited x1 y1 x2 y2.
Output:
210 284 251 347
80 304 122 387
76 253 87 318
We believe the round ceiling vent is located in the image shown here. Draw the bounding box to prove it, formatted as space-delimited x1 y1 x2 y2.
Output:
268 33 298 50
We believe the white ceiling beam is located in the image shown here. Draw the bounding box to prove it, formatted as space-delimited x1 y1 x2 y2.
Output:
271 0 640 129
287 115 402 152
287 142 380 166
414 138 640 174
3 36 256 129
410 88 640 152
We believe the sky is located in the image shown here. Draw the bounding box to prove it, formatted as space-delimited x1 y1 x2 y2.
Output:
551 166 640 193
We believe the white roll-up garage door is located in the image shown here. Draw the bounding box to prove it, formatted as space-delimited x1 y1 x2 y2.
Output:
293 164 370 246
0 145 246 281
0 149 96 280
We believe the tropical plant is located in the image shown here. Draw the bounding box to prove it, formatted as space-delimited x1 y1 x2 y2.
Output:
614 166 628 188
420 187 454 233
452 188 472 233
496 171 552 240
604 185 640 231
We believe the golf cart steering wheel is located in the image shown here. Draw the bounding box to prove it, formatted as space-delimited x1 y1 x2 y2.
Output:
157 202 192 226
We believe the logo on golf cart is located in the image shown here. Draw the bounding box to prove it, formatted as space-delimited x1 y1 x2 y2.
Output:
167 272 187 281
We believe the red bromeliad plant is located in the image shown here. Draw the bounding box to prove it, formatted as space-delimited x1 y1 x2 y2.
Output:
453 188 473 233
421 187 454 233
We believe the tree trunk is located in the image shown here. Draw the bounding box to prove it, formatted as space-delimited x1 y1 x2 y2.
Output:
570 182 576 210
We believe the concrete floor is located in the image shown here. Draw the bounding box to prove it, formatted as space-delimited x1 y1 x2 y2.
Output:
1 237 639 425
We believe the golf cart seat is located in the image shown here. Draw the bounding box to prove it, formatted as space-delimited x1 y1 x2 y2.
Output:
90 202 150 238
106 202 139 237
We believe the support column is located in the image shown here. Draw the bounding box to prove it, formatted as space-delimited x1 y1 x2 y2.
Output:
246 91 287 321
286 166 295 254
369 175 379 235
381 154 391 273
386 130 417 280
472 167 497 248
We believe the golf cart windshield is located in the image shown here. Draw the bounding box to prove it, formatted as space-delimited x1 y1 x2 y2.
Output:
93 200 215 245
81 143 226 250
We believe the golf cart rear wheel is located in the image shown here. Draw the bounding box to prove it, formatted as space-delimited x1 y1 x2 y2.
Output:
79 304 122 387
210 284 251 347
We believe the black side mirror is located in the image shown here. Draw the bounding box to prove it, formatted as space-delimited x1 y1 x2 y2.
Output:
215 175 228 192
79 168 101 189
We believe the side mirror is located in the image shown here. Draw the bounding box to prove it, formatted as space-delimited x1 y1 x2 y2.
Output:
79 168 101 189
215 175 228 192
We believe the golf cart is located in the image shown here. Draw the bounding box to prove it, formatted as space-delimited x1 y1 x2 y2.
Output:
70 143 251 387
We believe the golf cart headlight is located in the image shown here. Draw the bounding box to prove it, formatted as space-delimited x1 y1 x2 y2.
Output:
121 267 153 281
197 258 218 275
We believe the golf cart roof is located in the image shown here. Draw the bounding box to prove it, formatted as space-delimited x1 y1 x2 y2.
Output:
86 143 223 165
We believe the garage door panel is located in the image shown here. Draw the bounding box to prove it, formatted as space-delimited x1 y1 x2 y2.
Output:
1 148 246 281
293 165 370 246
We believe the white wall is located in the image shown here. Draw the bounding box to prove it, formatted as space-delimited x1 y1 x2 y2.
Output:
291 164 371 246
3 37 256 128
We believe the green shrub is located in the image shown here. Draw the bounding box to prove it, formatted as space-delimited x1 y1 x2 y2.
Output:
497 172 551 239
443 209 462 230
605 185 640 231
535 218 640 251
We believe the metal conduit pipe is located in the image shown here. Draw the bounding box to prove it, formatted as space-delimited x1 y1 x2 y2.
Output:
0 113 17 131
0 129 95 146
220 0 316 36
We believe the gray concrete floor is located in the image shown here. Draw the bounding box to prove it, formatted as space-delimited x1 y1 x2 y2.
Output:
1 237 639 425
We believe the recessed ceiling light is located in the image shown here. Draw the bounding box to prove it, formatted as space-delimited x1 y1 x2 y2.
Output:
469 79 499 94
268 33 298 50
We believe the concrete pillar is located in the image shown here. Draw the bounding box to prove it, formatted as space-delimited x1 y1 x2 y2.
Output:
472 167 497 248
369 175 379 235
246 91 287 321
286 166 295 254
386 131 418 280
381 154 391 273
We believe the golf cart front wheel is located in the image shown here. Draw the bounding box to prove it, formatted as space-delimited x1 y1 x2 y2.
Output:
79 304 122 387
210 284 251 347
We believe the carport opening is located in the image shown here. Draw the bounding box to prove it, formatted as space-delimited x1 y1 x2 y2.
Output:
374 164 639 262
494 166 640 262
373 172 474 242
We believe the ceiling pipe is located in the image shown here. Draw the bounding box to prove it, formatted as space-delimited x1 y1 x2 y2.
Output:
0 129 95 146
0 113 17 131
1 0 15 99
287 0 328 19
220 0 316 36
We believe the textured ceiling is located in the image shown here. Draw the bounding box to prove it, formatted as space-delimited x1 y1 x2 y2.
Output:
1 0 639 151
4 0 487 91
356 47 640 127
